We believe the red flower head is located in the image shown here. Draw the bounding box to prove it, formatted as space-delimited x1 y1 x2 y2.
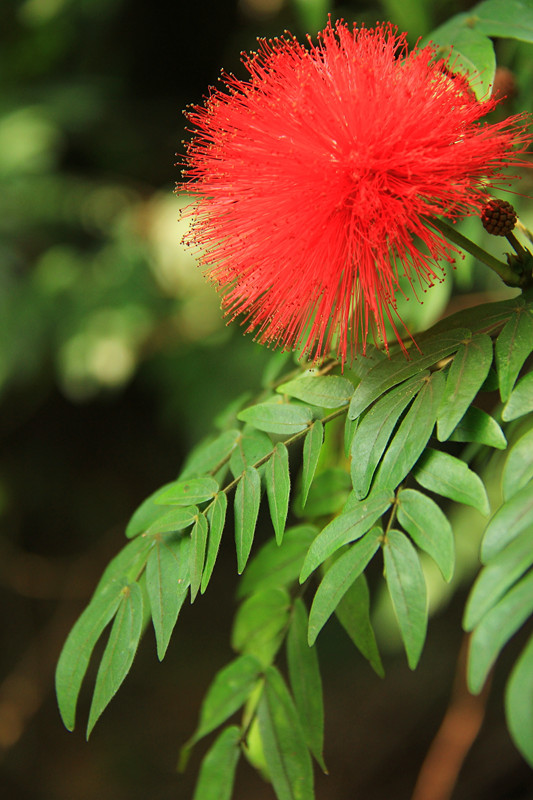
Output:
179 20 531 365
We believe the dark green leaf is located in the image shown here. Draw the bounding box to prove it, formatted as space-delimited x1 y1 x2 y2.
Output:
301 421 324 507
374 371 445 493
308 528 381 645
232 587 291 667
180 429 240 480
234 466 262 574
335 575 384 677
192 726 242 800
502 371 533 422
464 528 533 631
383 529 427 669
449 406 506 450
201 492 228 594
427 296 523 339
125 481 178 538
155 477 219 507
481 481 533 562
495 308 533 403
502 429 533 502
437 333 493 441
467 570 533 694
87 581 144 737
277 374 354 408
413 448 490 515
238 401 313 435
350 372 428 499
230 429 273 478
146 535 190 660
287 599 326 771
190 514 209 602
265 442 290 544
300 490 392 582
257 666 315 800
295 467 351 518
344 414 358 458
237 525 317 599
397 489 455 582
506 633 533 768
348 328 470 419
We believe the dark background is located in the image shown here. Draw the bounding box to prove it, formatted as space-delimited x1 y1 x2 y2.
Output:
1 0 532 797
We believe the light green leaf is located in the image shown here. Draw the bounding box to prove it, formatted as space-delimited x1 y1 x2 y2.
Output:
155 477 219 507
397 489 455 582
506 633 533 768
201 492 228 594
413 448 490 515
473 0 533 43
374 371 445 493
299 490 392 582
232 587 291 667
287 599 326 771
467 569 533 694
230 429 273 478
449 406 506 449
308 528 381 645
257 666 315 800
502 429 533 502
190 514 209 602
495 308 533 402
238 401 313 435
234 466 262 574
180 429 240 480
437 333 493 441
481 481 533 562
464 528 533 631
146 535 190 660
383 529 428 669
301 421 324 507
344 414 358 458
192 726 242 800
348 328 470 419
502 371 533 422
277 374 354 408
93 535 153 597
335 575 384 677
350 372 428 500
125 481 178 538
265 442 290 544
430 25 495 98
145 506 198 535
87 582 144 737
294 467 351 518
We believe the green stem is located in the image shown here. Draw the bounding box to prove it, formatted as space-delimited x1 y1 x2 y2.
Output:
428 217 522 287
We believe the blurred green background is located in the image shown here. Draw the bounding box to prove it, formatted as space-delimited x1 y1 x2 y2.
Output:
1 0 532 798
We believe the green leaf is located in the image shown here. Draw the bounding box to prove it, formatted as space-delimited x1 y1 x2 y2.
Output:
201 492 228 594
87 581 144 737
464 528 533 631
348 328 470 419
301 421 324 507
437 333 493 441
180 429 240 480
234 466 262 574
146 535 190 660
449 406 506 450
294 467 351 518
230 429 273 479
335 575 384 677
232 587 291 667
93 535 153 597
502 371 533 422
344 414 358 458
397 489 455 582
56 587 123 731
237 525 317 598
287 599 326 772
506 633 533 768
257 666 315 800
155 477 219 507
238 401 313 435
125 481 177 538
308 528 381 645
502 429 533 502
192 726 242 800
350 372 428 500
300 490 392 582
430 25 495 98
495 308 533 402
190 514 209 602
413 448 490 515
473 0 533 43
383 529 427 669
277 374 354 408
265 442 290 544
374 371 445 493
467 569 533 694
145 506 198 535
481 481 533 562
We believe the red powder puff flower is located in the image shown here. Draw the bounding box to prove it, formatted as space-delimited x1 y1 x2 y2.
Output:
179 20 531 365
